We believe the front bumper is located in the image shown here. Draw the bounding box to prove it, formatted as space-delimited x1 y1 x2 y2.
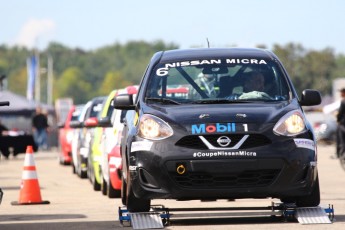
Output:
109 146 122 190
127 136 317 200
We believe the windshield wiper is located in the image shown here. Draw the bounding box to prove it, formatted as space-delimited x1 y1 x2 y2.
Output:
190 99 253 104
146 97 181 105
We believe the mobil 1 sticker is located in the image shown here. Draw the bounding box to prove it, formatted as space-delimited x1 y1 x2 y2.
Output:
190 123 251 135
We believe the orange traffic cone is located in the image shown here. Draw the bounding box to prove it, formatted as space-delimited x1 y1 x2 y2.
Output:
11 145 50 205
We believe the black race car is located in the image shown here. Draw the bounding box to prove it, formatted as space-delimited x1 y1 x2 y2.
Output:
114 48 322 212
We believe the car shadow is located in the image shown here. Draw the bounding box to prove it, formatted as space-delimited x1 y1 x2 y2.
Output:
169 215 295 226
0 220 121 230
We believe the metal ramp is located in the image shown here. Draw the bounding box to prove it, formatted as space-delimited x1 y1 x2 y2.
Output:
118 203 334 229
119 207 167 229
296 206 333 224
129 213 164 229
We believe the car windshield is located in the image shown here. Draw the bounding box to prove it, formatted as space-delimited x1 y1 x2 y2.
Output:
145 58 291 104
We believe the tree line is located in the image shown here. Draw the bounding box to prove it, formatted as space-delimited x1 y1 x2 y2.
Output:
0 41 343 104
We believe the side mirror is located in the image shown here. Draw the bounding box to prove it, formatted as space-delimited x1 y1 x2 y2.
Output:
0 101 10 106
84 117 98 128
98 117 112 127
113 94 135 110
69 120 83 128
300 89 322 106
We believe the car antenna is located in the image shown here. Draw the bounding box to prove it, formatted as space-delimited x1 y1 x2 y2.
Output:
206 38 210 48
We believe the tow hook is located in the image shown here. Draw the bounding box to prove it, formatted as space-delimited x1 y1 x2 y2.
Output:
176 164 186 175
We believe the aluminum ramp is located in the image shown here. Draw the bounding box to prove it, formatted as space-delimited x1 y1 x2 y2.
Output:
119 207 167 229
296 206 333 224
129 213 164 229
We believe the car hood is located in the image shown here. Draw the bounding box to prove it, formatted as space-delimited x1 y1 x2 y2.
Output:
143 99 302 130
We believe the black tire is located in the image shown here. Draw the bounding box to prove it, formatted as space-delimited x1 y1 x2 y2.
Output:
90 164 101 191
78 164 88 179
80 170 87 178
340 154 345 171
72 160 76 174
121 176 127 206
107 179 121 198
126 181 151 212
92 175 101 191
101 177 107 196
296 175 320 207
77 155 88 179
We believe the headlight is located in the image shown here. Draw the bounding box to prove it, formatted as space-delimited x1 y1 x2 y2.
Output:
273 110 306 136
138 114 173 140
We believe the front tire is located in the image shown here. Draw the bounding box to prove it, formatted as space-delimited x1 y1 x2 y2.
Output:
72 159 76 174
90 164 101 191
77 162 87 179
126 176 151 212
121 176 127 205
296 175 321 207
340 154 345 171
126 187 151 212
92 175 101 191
107 179 121 198
101 177 107 196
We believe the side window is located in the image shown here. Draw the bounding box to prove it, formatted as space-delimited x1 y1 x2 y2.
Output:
78 102 91 122
166 72 190 99
90 102 103 118
136 65 150 103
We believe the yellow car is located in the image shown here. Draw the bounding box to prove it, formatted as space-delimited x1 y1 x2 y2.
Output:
88 90 118 191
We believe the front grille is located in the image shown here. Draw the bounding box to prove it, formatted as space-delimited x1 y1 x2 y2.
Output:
175 134 271 150
171 169 280 188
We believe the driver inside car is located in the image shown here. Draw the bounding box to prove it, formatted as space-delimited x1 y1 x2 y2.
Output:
236 71 272 100
243 71 265 92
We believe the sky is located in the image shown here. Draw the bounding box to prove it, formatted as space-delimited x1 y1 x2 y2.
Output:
1 0 345 54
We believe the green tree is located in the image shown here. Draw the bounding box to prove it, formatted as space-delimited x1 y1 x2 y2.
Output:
299 49 335 95
273 43 306 82
8 67 27 95
55 67 92 104
98 71 132 95
273 43 336 96
332 54 345 80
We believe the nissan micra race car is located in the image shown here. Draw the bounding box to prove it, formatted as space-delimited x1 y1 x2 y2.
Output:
114 48 322 212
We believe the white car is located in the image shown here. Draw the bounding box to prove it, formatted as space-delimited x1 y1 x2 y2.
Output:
70 97 105 178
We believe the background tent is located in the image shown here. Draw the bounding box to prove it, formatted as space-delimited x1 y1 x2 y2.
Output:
0 90 54 115
0 90 58 148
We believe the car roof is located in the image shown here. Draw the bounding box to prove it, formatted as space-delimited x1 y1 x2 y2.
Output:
157 47 277 63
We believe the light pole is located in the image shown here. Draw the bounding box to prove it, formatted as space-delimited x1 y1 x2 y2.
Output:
47 55 53 105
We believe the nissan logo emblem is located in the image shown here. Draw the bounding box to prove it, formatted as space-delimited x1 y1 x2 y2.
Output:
217 136 231 147
199 114 210 119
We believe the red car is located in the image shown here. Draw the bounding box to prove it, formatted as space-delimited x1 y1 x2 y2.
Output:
58 105 83 165
100 85 138 198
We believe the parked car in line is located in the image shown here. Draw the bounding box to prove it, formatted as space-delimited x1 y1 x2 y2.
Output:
58 104 84 165
99 85 138 198
114 47 322 212
88 90 118 192
70 96 106 178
